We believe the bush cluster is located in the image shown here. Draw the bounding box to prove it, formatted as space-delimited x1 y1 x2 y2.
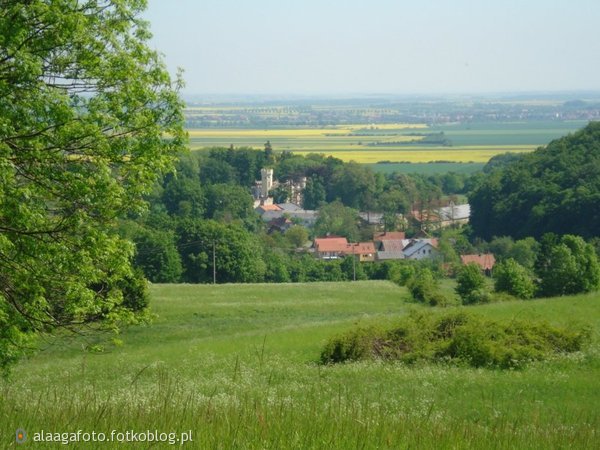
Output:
406 268 451 306
320 311 590 369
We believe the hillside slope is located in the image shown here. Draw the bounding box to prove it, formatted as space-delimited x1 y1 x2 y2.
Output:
2 282 599 449
470 121 600 239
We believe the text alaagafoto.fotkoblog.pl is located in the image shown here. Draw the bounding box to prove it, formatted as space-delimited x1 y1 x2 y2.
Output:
16 429 193 445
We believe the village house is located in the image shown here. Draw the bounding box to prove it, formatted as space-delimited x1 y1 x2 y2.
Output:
313 237 349 260
352 242 377 262
373 231 407 260
410 203 470 232
255 203 282 215
374 231 406 241
376 239 406 260
359 211 385 226
372 232 441 261
436 203 471 228
460 253 496 276
259 207 318 228
313 237 376 262
402 238 440 260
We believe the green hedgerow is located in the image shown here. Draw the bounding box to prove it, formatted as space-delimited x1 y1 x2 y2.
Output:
320 311 590 369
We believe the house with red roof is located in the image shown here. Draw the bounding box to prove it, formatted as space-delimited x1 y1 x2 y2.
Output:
373 231 407 260
460 254 496 276
350 242 376 262
373 231 406 241
314 237 349 260
313 237 376 262
255 203 282 214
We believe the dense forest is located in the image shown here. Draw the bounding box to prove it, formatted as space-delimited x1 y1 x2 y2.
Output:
470 122 600 240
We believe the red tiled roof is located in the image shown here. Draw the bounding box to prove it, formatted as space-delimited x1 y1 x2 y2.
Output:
348 242 376 255
259 204 283 212
460 254 496 271
314 237 349 253
314 238 375 256
374 231 406 241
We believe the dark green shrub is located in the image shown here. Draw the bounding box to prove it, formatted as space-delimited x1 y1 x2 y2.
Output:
462 288 493 305
119 268 150 312
426 291 452 307
88 268 150 316
320 326 382 364
456 263 489 304
320 311 590 369
407 268 437 303
494 258 535 299
535 234 600 297
405 268 452 306
395 264 417 286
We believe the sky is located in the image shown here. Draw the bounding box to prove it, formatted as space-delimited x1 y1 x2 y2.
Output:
143 0 600 96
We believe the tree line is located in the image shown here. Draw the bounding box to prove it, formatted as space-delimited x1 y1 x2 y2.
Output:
469 122 600 240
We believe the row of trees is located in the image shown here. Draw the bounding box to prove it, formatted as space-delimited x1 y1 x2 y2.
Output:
127 215 408 284
407 233 600 306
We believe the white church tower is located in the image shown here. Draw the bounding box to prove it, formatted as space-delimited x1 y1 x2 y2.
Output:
260 168 273 198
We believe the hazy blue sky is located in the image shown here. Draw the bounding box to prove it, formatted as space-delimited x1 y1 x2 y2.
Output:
144 0 600 95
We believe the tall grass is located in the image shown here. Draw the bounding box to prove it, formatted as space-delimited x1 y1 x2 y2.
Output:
1 282 599 449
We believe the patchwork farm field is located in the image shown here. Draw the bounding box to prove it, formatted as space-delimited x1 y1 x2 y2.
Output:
187 120 588 168
3 282 599 449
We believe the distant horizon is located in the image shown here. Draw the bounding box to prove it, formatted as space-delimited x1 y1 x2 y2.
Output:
181 90 600 103
145 0 600 96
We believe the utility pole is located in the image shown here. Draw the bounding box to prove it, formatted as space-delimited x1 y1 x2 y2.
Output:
352 244 356 281
212 240 216 284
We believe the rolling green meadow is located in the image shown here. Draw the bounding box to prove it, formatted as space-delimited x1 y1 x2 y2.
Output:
2 281 599 449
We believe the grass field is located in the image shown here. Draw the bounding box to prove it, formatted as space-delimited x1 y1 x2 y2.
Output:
368 162 485 174
187 120 587 166
2 282 599 449
431 121 589 146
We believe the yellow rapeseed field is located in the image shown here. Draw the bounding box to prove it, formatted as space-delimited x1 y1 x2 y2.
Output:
346 123 428 130
293 146 536 163
187 124 429 138
187 128 351 137
186 126 537 164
